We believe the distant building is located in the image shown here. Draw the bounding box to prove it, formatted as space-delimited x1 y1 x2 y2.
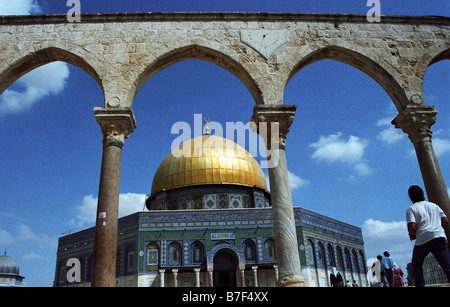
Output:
55 135 367 287
407 254 449 286
0 252 25 287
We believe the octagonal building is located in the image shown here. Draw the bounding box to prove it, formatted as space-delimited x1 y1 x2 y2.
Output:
55 135 367 287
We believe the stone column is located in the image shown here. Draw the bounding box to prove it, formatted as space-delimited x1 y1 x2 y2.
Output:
251 105 305 287
208 268 214 287
273 265 279 285
252 266 259 287
159 269 166 287
194 268 201 287
172 269 178 287
240 268 246 287
91 108 137 287
393 104 450 248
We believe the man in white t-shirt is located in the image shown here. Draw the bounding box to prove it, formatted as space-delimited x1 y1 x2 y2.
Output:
406 185 450 287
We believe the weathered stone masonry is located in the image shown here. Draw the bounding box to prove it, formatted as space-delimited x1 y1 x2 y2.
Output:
0 13 448 109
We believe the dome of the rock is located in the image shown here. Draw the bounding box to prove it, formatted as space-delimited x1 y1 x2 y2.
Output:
146 135 270 210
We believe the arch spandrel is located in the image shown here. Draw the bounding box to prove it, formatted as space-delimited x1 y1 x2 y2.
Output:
0 12 448 110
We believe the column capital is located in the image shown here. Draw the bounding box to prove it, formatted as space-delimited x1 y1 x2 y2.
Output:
251 104 296 148
391 105 437 145
94 107 137 148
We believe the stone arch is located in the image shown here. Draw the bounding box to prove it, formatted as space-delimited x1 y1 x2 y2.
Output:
428 48 450 67
0 46 103 95
207 243 245 268
285 45 409 111
130 44 264 107
408 46 450 106
419 47 450 94
417 46 450 80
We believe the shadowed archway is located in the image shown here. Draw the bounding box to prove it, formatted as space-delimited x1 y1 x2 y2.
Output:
213 248 239 287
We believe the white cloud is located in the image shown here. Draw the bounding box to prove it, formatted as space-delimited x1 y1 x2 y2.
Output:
310 133 365 163
0 221 56 252
377 127 404 144
17 223 56 250
362 219 414 271
310 132 372 177
433 138 450 157
0 62 70 114
119 193 146 217
22 252 48 260
0 0 42 15
288 170 309 189
0 228 14 246
71 193 147 228
353 162 373 176
17 224 38 241
264 170 309 191
73 194 98 227
376 111 405 145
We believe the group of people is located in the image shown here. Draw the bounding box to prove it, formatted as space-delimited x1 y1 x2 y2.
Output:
329 267 356 287
371 251 404 287
330 253 405 287
333 185 450 287
406 185 450 287
375 185 450 287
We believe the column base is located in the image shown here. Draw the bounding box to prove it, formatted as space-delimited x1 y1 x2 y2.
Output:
278 275 306 287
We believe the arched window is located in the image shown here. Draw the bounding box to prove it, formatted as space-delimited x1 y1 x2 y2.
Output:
307 239 316 267
318 242 326 266
127 244 135 273
344 248 352 271
244 240 256 262
58 261 66 285
79 256 86 281
336 246 343 268
264 239 276 262
327 244 336 267
192 241 204 264
146 242 159 270
169 242 182 266
116 249 122 275
352 250 360 273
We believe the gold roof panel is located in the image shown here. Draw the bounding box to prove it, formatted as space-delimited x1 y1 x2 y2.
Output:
150 135 268 196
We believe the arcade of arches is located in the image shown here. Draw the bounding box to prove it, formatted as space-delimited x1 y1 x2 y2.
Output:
1 12 449 287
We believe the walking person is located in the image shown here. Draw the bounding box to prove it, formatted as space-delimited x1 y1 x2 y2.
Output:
393 264 404 287
374 255 389 287
381 251 395 287
329 267 343 287
406 185 450 287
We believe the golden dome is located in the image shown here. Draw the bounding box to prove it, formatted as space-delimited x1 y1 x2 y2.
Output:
150 135 268 197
